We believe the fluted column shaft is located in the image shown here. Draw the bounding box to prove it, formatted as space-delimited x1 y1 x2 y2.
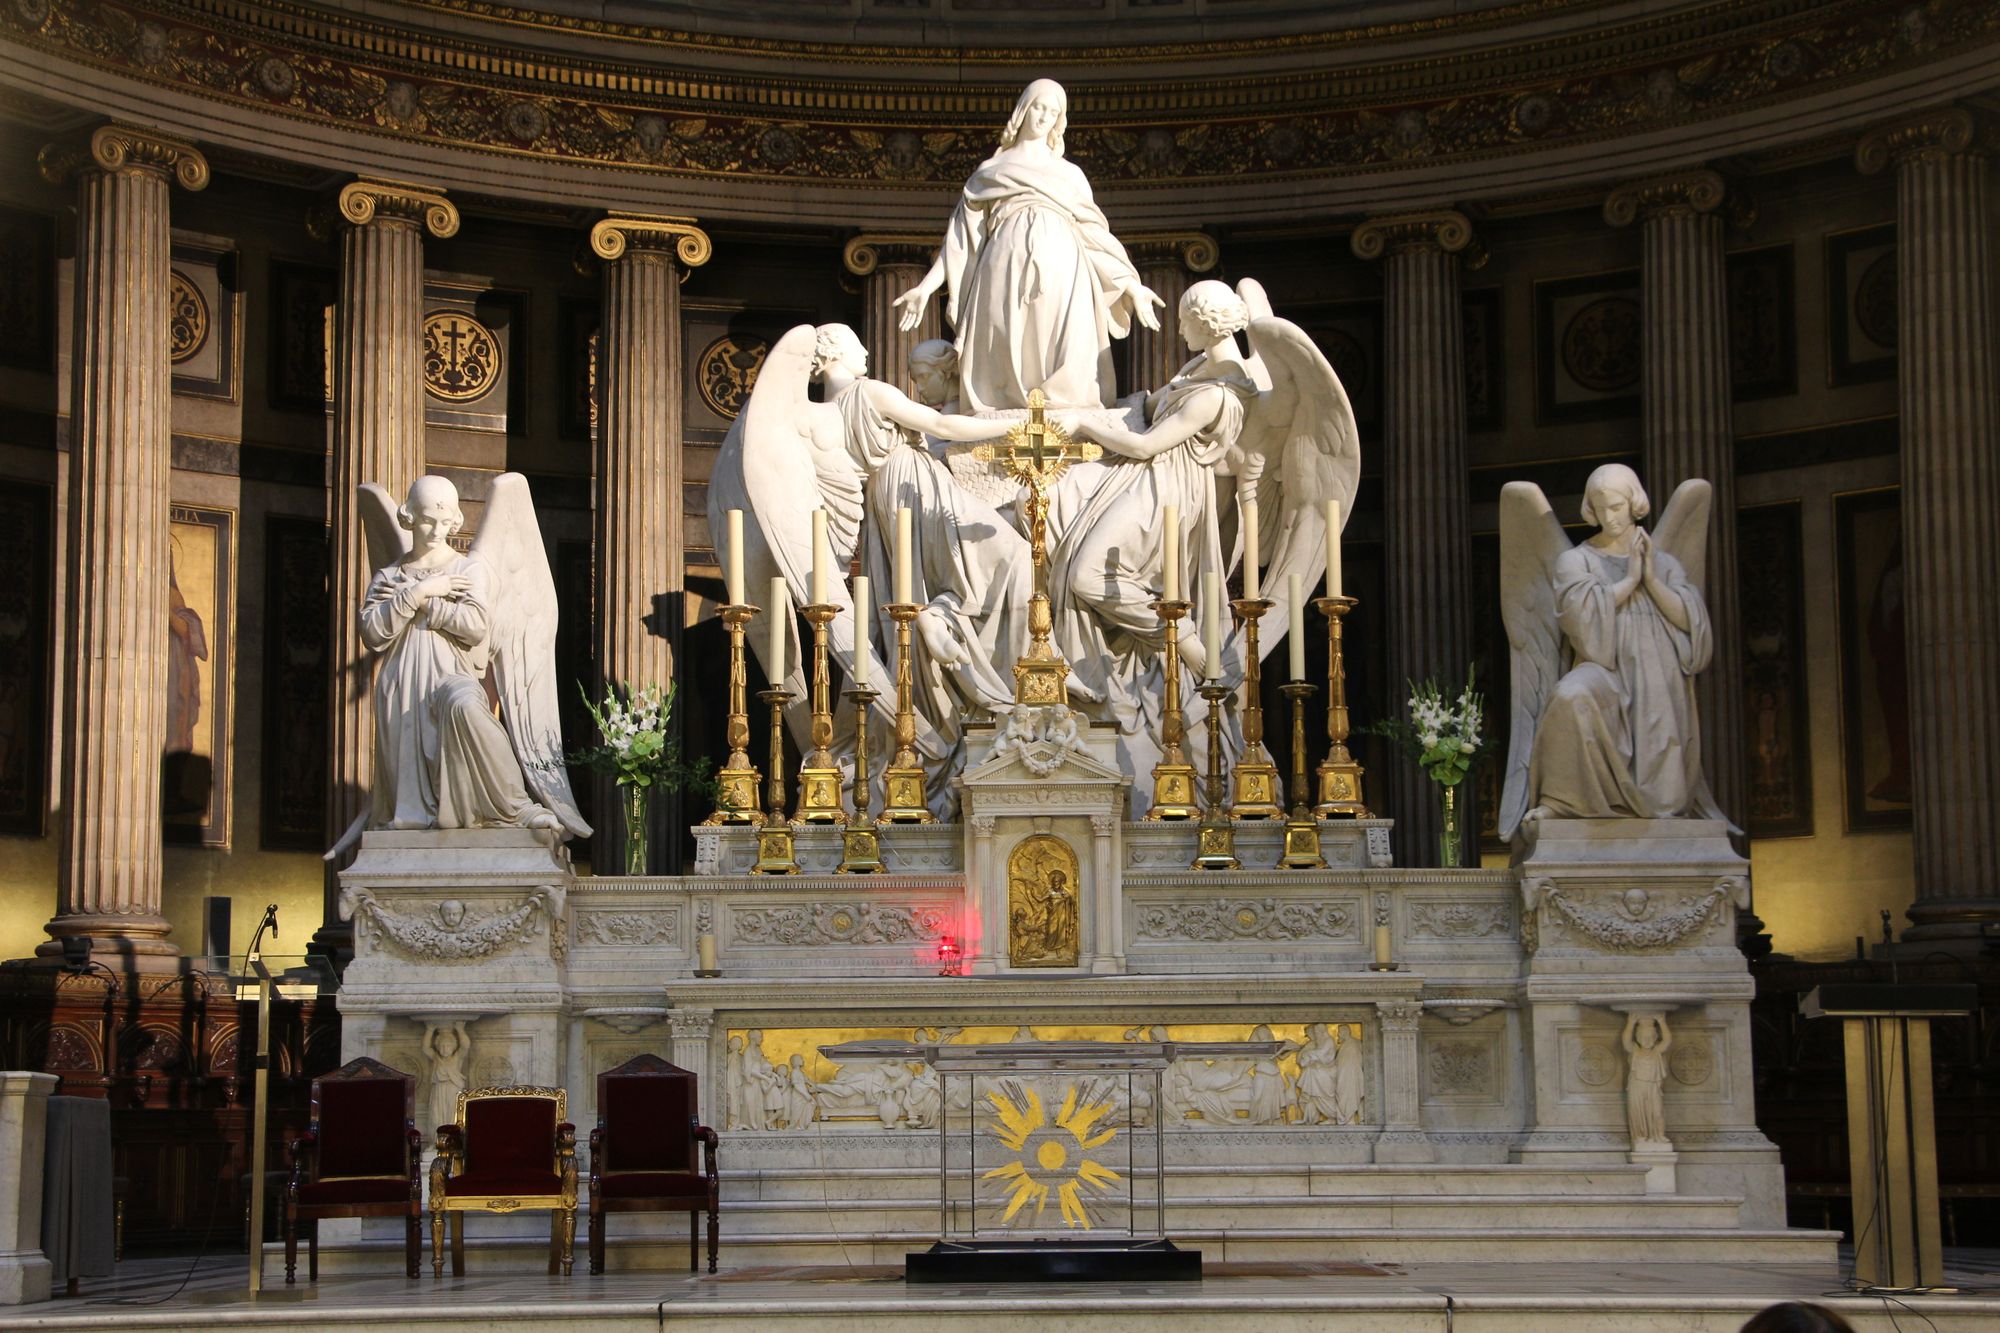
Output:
319 179 457 956
39 127 207 965
1859 112 2000 942
845 236 937 396
1607 171 1745 837
1355 213 1474 867
587 213 711 874
1123 235 1216 395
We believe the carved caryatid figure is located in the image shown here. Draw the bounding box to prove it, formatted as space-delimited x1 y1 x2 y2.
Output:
893 78 1163 413
333 473 588 851
1621 1011 1674 1148
423 1020 470 1134
1499 465 1726 839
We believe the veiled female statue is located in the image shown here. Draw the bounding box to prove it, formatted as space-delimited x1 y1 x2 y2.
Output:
1498 464 1726 839
331 473 588 852
893 78 1162 413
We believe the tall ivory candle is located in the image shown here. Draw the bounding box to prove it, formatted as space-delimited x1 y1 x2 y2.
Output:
1243 500 1260 599
726 509 745 607
1289 574 1306 681
811 510 830 605
697 934 718 972
1161 505 1180 602
1325 500 1343 598
768 577 787 680
896 507 913 604
851 576 870 685
1202 571 1223 681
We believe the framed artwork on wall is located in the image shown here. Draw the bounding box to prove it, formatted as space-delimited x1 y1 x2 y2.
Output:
169 236 240 402
260 514 328 851
1534 268 1641 423
0 205 56 374
1738 501 1813 838
1726 243 1797 402
0 479 53 837
1826 224 1896 387
1833 487 1912 831
165 504 235 848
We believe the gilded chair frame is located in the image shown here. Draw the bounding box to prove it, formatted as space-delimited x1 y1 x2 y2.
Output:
428 1084 578 1277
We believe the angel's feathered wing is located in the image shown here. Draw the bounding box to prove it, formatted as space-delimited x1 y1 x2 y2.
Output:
1237 303 1362 660
470 473 590 839
1650 479 1712 599
357 483 409 572
1497 481 1573 841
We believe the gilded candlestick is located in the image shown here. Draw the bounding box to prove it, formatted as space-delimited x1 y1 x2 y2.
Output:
1311 595 1370 817
752 687 799 875
838 686 885 874
1227 597 1284 819
1278 681 1326 869
879 602 933 823
1192 681 1240 870
703 602 761 824
1146 597 1199 820
794 603 846 823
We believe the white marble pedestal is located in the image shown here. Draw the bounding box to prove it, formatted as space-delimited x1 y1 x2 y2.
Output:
0 1072 54 1304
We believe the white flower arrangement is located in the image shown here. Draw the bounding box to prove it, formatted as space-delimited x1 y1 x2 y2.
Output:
1367 671 1484 788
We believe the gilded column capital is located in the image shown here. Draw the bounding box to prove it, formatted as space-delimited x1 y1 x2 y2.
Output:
842 232 937 276
1603 169 1727 227
38 124 208 191
1350 210 1474 262
1123 232 1220 274
336 176 459 238
590 211 711 267
1856 107 1980 175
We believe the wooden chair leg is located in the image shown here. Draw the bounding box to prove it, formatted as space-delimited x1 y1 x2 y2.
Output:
689 1212 698 1272
283 1206 297 1285
588 1202 604 1276
547 1209 560 1276
308 1219 318 1282
450 1212 465 1278
431 1207 445 1278
708 1201 719 1274
406 1209 421 1279
561 1207 576 1277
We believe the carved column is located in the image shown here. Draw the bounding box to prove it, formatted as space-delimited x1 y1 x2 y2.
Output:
36 126 208 968
845 235 939 397
1372 999 1433 1162
1122 233 1218 396
1352 212 1475 867
1088 812 1124 975
587 214 712 875
668 1007 716 1124
318 178 459 964
1605 170 1747 840
1859 110 2000 945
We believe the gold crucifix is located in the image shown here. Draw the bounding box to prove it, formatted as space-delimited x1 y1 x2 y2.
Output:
973 389 1101 704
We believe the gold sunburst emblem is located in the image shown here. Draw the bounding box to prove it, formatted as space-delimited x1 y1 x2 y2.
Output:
982 1082 1122 1230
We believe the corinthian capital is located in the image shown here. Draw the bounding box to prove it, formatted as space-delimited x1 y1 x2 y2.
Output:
1856 107 1979 175
336 176 459 239
39 124 209 191
1603 169 1726 227
590 211 712 267
1350 210 1474 261
842 233 937 276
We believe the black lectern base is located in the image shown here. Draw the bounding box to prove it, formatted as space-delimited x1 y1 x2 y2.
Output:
906 1238 1202 1283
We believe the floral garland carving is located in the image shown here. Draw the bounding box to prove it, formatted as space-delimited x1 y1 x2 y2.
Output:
1134 897 1352 943
1541 883 1730 950
731 901 951 947
345 886 561 961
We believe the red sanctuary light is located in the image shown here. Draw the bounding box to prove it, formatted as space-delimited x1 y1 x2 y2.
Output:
936 935 963 977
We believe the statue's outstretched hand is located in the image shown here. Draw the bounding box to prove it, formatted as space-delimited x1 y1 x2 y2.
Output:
1130 283 1166 332
893 285 931 332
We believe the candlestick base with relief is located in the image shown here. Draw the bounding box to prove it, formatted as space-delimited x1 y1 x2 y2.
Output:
1192 681 1240 870
1226 597 1284 820
1312 594 1371 819
704 602 763 824
1277 680 1326 870
838 686 885 874
794 603 848 824
751 687 800 876
878 602 935 823
1145 597 1199 820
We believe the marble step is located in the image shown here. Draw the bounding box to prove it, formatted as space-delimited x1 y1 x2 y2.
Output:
720 1162 1659 1202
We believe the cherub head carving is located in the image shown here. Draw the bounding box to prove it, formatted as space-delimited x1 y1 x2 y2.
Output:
1579 463 1651 533
1000 79 1068 155
399 475 464 554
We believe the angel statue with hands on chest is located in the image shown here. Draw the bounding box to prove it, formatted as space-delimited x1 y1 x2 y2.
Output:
329 472 589 855
1498 463 1726 841
892 77 1163 413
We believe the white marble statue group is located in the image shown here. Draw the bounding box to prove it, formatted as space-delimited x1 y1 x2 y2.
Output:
336 75 1723 844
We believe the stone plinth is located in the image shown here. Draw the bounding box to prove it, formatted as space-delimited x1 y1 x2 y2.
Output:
0 1072 54 1305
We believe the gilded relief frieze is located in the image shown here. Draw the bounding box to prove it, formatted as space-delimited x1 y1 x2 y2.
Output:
1 0 1995 189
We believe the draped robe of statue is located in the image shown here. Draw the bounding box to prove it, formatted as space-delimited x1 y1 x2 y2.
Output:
1526 542 1724 822
360 554 551 830
943 151 1146 412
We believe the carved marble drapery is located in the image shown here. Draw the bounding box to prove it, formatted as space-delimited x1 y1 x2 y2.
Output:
37 126 208 967
319 177 459 958
1604 169 1746 839
1122 233 1219 397
1353 212 1474 868
1858 110 2000 945
588 214 711 874
845 234 938 397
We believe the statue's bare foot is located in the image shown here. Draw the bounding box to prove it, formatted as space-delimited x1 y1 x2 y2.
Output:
916 605 966 665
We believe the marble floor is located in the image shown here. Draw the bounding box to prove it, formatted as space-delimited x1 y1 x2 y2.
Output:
2 1250 1996 1332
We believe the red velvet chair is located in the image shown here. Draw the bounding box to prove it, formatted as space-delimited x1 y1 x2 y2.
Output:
284 1056 422 1283
589 1055 719 1274
429 1085 578 1277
